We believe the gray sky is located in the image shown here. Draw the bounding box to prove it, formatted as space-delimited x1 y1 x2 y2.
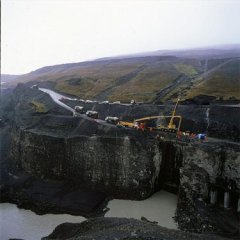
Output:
2 0 240 74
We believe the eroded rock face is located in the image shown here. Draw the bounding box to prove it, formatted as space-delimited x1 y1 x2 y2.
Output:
10 126 240 198
10 128 163 199
42 217 227 240
176 142 240 237
182 143 240 190
1 84 240 238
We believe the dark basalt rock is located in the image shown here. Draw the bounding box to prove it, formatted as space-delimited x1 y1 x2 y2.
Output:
181 95 217 105
62 97 240 142
9 239 25 240
42 217 228 240
175 143 240 238
1 83 240 239
0 169 107 217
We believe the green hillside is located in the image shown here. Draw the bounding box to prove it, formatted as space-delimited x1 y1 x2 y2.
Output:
4 47 240 103
185 59 240 100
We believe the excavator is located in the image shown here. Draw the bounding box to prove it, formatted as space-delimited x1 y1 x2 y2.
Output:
118 98 182 133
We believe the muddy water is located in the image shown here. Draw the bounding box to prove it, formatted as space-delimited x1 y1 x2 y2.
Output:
0 190 177 240
0 203 86 240
106 190 178 229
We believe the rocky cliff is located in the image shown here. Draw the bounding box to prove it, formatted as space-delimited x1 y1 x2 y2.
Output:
42 217 228 240
176 142 240 237
8 118 240 237
1 84 240 238
10 128 161 199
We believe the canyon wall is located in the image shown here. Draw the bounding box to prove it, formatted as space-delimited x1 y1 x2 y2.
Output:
10 128 162 199
1 84 240 236
10 127 240 201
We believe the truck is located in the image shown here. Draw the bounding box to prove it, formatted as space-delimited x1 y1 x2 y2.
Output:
86 110 98 119
105 116 119 125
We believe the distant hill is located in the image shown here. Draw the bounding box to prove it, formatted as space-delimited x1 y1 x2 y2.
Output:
1 74 20 83
3 45 240 103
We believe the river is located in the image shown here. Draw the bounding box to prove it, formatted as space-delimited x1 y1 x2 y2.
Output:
0 203 86 240
106 190 178 229
0 191 177 240
1 88 178 239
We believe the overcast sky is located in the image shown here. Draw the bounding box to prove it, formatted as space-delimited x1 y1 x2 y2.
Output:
2 0 240 74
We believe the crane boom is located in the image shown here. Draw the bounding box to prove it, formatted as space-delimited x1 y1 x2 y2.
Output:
135 115 181 122
168 98 180 129
118 98 182 133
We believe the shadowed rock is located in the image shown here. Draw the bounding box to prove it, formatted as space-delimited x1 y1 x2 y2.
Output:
42 217 228 240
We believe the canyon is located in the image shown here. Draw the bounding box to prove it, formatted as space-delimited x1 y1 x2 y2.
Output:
0 84 239 239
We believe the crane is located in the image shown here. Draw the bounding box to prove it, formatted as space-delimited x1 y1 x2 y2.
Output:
134 115 182 133
168 98 180 129
118 98 182 133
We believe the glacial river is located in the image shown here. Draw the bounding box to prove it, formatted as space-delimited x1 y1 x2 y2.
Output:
0 191 177 240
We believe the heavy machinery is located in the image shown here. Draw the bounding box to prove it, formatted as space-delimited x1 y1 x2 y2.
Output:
167 98 180 129
73 106 85 117
105 116 119 125
118 121 136 128
134 115 182 133
134 98 181 133
86 110 99 119
118 98 182 133
31 84 39 89
74 105 85 114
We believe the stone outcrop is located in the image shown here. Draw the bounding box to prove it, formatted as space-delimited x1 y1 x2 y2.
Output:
7 122 240 237
10 128 161 199
42 217 228 240
1 84 240 238
176 142 240 237
62 98 240 141
9 124 240 199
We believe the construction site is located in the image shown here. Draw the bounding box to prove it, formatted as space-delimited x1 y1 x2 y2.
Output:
0 83 240 239
72 97 207 144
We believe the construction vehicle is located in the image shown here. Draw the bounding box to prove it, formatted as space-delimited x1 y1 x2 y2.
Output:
74 106 85 114
130 99 136 105
118 121 137 128
167 98 180 129
134 115 182 133
31 84 39 89
118 98 182 133
112 101 121 104
105 116 119 125
86 110 98 119
134 98 181 133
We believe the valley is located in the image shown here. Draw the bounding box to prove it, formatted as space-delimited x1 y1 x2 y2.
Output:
3 47 240 104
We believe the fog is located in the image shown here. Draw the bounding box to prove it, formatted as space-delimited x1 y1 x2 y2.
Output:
2 0 240 74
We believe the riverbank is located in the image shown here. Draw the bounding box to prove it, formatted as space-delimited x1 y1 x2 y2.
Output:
43 217 228 240
106 191 178 229
0 168 107 217
0 190 178 240
1 83 239 239
0 203 86 240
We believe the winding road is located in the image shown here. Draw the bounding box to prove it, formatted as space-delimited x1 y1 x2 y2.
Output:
39 88 118 128
39 87 240 144
39 88 75 113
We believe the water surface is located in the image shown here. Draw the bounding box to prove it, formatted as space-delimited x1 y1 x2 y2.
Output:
106 190 178 229
0 203 86 240
0 190 177 240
